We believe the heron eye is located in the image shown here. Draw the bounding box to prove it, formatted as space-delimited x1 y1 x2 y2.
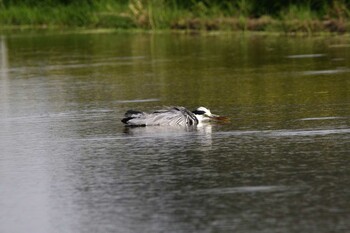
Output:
193 110 206 115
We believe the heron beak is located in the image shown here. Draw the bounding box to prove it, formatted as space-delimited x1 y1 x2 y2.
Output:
209 114 230 122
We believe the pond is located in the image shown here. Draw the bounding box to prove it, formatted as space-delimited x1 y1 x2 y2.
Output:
0 32 349 233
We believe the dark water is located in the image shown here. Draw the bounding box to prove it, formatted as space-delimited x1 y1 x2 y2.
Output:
0 32 349 233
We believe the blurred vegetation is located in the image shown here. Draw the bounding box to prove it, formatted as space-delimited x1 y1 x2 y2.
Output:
0 0 350 33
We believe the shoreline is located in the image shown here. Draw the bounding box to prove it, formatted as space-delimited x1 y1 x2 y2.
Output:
0 1 349 35
1 24 349 37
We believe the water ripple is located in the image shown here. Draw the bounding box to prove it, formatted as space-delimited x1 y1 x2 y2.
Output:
114 98 160 103
268 128 350 137
301 68 350 76
216 128 350 137
298 116 347 121
192 185 290 195
287 54 325 59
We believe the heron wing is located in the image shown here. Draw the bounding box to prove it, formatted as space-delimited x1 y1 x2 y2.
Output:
122 106 198 126
148 107 197 126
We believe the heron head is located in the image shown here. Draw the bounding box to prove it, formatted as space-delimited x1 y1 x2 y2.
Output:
193 107 212 116
192 107 215 122
193 106 229 123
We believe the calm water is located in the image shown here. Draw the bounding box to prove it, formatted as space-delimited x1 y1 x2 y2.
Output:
0 32 349 233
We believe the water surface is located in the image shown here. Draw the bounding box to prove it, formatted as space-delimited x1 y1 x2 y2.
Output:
0 32 349 233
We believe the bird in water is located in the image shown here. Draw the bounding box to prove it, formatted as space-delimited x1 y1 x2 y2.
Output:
121 106 227 127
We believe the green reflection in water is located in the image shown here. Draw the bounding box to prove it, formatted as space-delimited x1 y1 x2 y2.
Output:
5 33 350 130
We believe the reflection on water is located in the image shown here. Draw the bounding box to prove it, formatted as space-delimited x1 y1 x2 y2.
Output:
299 116 347 121
0 33 350 233
114 98 160 103
286 53 326 58
191 185 291 195
301 68 350 76
216 127 350 137
0 36 9 116
124 123 214 151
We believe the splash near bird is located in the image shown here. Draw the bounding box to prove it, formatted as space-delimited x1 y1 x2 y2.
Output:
121 106 228 127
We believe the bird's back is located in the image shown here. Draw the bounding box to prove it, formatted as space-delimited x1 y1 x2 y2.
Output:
122 107 198 126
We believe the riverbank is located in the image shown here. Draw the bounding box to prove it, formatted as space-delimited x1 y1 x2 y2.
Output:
0 0 349 34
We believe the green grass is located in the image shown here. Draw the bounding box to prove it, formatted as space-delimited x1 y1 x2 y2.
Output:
1 5 85 27
277 4 323 34
0 0 349 33
0 1 135 29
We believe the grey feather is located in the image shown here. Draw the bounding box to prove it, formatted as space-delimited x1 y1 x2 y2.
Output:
121 106 198 127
